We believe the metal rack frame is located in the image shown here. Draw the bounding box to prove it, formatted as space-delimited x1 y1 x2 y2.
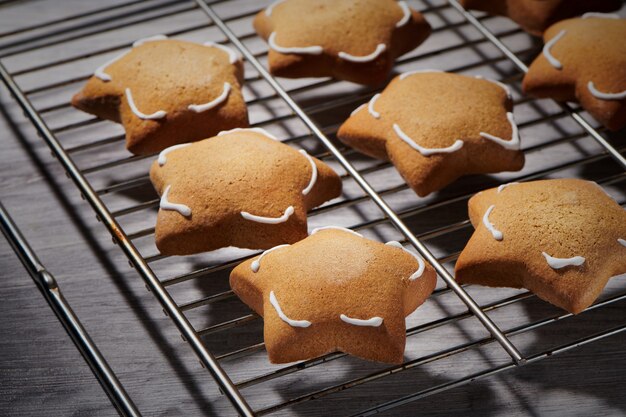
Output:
1 0 625 415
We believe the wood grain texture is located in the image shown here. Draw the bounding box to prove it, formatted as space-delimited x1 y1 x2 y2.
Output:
1 0 626 416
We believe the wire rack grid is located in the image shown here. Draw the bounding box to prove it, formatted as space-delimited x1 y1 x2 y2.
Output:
1 0 626 416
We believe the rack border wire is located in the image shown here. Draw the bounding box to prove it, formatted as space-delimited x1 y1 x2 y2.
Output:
1 0 626 416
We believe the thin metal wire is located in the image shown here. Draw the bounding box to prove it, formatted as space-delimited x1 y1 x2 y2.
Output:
0 201 142 417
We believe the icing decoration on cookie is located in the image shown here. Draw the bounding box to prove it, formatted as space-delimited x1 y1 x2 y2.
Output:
542 252 585 269
241 205 295 224
340 314 383 327
368 94 381 119
582 12 620 19
203 41 241 64
265 0 286 16
94 52 129 82
268 32 323 55
188 82 231 113
125 88 167 120
311 226 363 237
251 244 290 273
338 43 387 63
385 241 426 280
482 205 503 241
399 69 443 80
393 124 464 156
395 1 411 28
299 150 318 195
475 75 512 99
159 185 191 217
497 182 519 193
270 291 312 328
132 34 168 47
618 238 626 247
217 127 279 141
543 29 566 70
351 103 367 117
158 143 192 166
587 81 626 101
479 112 520 150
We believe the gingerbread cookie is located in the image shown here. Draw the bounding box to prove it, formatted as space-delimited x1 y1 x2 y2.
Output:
459 0 621 35
72 36 249 155
523 14 626 131
253 0 431 85
149 128 342 255
230 226 437 363
455 179 626 314
337 71 525 196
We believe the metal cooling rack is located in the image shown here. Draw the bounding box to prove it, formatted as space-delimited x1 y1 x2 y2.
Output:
1 0 626 415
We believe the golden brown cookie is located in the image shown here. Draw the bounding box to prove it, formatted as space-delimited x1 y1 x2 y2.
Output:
337 71 525 196
149 128 342 255
230 227 437 363
459 0 621 35
72 36 249 155
522 14 626 131
455 179 626 314
253 0 432 85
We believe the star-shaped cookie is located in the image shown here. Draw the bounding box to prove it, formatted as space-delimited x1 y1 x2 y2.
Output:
337 71 525 196
523 14 626 131
149 128 342 255
230 227 437 363
455 179 626 314
72 36 249 155
459 0 621 35
253 0 432 85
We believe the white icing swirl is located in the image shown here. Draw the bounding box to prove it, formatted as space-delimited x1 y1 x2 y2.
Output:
265 0 286 16
241 206 294 224
543 29 566 70
132 34 168 47
395 1 411 28
188 82 231 113
94 51 129 82
270 291 311 328
299 150 318 195
251 244 290 273
350 103 367 117
385 241 426 280
475 75 512 100
217 127 279 141
338 43 386 63
399 69 443 80
159 185 191 217
393 124 464 156
587 81 626 101
480 112 520 150
203 41 241 64
340 314 383 327
482 205 503 241
542 252 585 269
268 32 323 55
158 143 192 167
310 226 363 237
368 94 381 119
497 182 519 193
582 12 620 19
125 88 167 120
618 238 626 247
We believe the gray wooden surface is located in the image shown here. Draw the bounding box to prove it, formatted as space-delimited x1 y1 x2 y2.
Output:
1 0 626 416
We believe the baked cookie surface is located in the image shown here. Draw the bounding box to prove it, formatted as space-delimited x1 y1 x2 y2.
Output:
337 71 525 196
254 0 431 85
149 128 342 255
455 179 626 314
523 14 626 131
72 37 249 155
230 227 437 363
459 0 621 35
